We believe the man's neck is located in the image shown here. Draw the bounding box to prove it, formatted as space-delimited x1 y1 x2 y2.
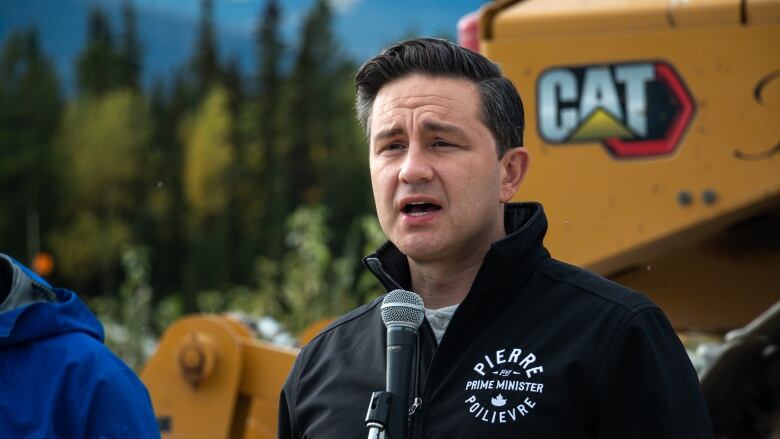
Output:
408 255 485 309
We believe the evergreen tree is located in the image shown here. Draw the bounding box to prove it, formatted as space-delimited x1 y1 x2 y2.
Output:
152 74 192 308
223 57 243 116
180 87 235 297
118 0 141 91
191 0 221 93
145 80 176 292
256 0 282 150
286 0 373 252
0 28 63 264
52 90 151 293
222 56 251 283
318 64 374 254
77 7 121 96
287 0 338 206
254 0 287 258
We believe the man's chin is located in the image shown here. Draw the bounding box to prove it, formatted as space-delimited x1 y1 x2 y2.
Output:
396 240 444 262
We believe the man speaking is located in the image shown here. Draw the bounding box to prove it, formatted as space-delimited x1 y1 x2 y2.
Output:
278 38 712 438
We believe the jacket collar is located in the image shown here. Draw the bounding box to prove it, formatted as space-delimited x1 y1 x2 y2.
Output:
0 254 104 346
0 254 55 313
363 202 550 298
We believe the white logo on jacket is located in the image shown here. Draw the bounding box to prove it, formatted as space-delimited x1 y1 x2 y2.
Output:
464 347 545 424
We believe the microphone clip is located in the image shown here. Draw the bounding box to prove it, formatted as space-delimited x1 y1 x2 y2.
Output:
365 391 394 439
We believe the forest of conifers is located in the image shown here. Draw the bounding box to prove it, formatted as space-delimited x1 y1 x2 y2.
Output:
1 0 390 363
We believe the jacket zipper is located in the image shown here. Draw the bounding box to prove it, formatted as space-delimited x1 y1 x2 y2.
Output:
408 397 422 416
411 331 423 408
411 354 434 438
408 319 437 439
406 331 422 436
408 255 493 439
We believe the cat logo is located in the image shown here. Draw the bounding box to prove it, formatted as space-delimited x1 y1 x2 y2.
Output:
537 61 695 158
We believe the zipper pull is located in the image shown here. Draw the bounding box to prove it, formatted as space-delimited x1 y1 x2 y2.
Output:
408 397 422 416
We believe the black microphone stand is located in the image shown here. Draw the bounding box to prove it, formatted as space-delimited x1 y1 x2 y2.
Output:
365 391 392 439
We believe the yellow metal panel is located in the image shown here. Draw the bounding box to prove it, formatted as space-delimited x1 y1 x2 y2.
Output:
239 339 297 400
141 315 245 439
612 216 780 330
240 398 279 439
748 0 780 24
482 25 780 273
142 315 299 438
669 0 741 27
483 3 780 329
493 0 670 39
237 338 297 437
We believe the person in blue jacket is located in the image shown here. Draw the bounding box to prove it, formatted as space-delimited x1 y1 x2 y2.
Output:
0 252 160 438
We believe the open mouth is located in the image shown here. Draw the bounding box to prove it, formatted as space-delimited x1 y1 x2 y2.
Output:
402 202 442 217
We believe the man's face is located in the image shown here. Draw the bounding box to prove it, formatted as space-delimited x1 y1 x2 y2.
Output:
369 74 527 264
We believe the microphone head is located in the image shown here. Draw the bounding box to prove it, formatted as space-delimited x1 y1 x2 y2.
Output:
381 289 425 330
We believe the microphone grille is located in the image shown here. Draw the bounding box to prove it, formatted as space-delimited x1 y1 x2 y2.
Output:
381 289 425 329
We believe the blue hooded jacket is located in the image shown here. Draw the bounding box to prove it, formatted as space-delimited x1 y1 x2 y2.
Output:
0 254 160 438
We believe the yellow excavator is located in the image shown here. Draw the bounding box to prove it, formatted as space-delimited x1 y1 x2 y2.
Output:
141 0 780 437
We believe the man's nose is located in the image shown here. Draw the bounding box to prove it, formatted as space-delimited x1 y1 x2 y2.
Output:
399 143 434 184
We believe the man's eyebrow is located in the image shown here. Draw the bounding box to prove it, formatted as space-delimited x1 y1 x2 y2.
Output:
373 127 404 141
373 122 464 141
422 121 464 136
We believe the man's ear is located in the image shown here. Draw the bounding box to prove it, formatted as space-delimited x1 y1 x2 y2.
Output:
499 147 530 203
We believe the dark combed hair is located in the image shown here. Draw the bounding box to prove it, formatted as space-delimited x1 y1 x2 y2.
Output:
355 38 524 157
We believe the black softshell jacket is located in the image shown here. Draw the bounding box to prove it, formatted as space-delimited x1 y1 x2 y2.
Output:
278 203 713 438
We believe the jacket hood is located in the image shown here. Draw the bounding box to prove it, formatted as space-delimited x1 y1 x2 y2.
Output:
0 254 104 346
363 202 549 292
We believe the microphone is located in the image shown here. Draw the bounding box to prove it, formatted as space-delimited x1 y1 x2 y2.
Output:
379 289 424 439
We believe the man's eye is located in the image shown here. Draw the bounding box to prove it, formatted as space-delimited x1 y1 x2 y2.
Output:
385 142 405 151
432 140 453 147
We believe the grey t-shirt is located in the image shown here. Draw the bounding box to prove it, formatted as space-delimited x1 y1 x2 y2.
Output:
424 303 459 344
